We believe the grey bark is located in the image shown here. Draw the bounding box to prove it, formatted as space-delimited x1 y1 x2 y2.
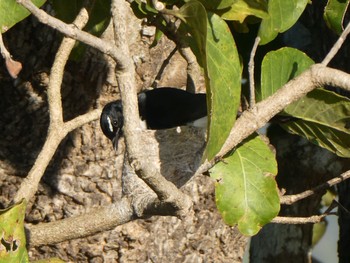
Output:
0 5 247 262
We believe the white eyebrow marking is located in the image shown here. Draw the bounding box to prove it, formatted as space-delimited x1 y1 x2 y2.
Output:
106 116 113 132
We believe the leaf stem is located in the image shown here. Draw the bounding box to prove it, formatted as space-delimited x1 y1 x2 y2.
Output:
322 21 350 65
248 36 260 108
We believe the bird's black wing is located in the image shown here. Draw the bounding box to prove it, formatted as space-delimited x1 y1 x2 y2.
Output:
138 88 207 129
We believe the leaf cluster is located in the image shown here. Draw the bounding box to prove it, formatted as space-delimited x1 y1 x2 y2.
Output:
1 1 350 261
127 0 350 235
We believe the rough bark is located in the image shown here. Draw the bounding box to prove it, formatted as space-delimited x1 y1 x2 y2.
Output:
338 180 350 262
0 4 247 262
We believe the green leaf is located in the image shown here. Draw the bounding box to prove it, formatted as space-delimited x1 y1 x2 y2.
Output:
86 0 111 35
324 0 350 35
312 221 327 247
0 0 46 33
258 0 308 45
150 28 164 48
195 0 236 10
176 0 208 65
0 199 28 262
204 13 242 160
282 88 350 158
130 0 158 19
210 135 279 236
218 0 268 22
175 2 241 161
260 47 350 157
259 47 314 100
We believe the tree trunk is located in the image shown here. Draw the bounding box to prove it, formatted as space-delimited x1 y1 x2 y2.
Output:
0 4 248 262
338 180 350 262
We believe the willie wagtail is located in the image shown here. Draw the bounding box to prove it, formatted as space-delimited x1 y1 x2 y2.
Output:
100 87 207 150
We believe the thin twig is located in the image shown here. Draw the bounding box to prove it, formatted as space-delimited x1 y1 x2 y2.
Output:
0 32 11 59
271 214 332 224
152 46 177 88
65 109 101 132
281 170 350 205
322 21 350 65
248 36 260 108
181 46 202 93
13 4 91 204
17 0 130 69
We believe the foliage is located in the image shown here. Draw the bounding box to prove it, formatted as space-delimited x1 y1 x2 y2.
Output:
127 0 350 235
0 200 64 262
261 48 350 157
258 0 308 44
0 0 46 33
174 2 242 160
52 0 112 60
0 200 28 262
210 134 279 235
2 2 350 260
324 0 350 35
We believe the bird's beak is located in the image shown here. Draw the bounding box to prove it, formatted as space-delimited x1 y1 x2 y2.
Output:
112 128 121 152
112 136 119 152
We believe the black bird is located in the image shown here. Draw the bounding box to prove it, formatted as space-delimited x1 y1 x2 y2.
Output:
100 88 207 150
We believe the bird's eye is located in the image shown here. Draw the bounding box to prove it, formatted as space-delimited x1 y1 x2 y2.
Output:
113 120 118 126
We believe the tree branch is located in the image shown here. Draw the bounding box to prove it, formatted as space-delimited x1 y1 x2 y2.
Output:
26 198 134 247
17 0 130 69
322 21 350 65
248 36 260 108
197 64 350 175
111 0 192 217
13 3 93 204
280 170 350 205
271 214 331 224
15 0 350 248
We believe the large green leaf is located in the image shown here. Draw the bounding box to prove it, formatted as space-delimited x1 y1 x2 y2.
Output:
259 47 314 100
0 199 28 262
282 89 350 158
261 47 350 157
218 0 268 22
258 0 308 45
324 0 350 35
210 135 279 236
175 2 242 161
0 0 46 33
204 13 242 160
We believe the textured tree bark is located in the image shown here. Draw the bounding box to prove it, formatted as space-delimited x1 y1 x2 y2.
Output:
0 4 248 262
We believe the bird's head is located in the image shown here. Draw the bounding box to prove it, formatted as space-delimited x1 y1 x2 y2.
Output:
100 100 124 151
